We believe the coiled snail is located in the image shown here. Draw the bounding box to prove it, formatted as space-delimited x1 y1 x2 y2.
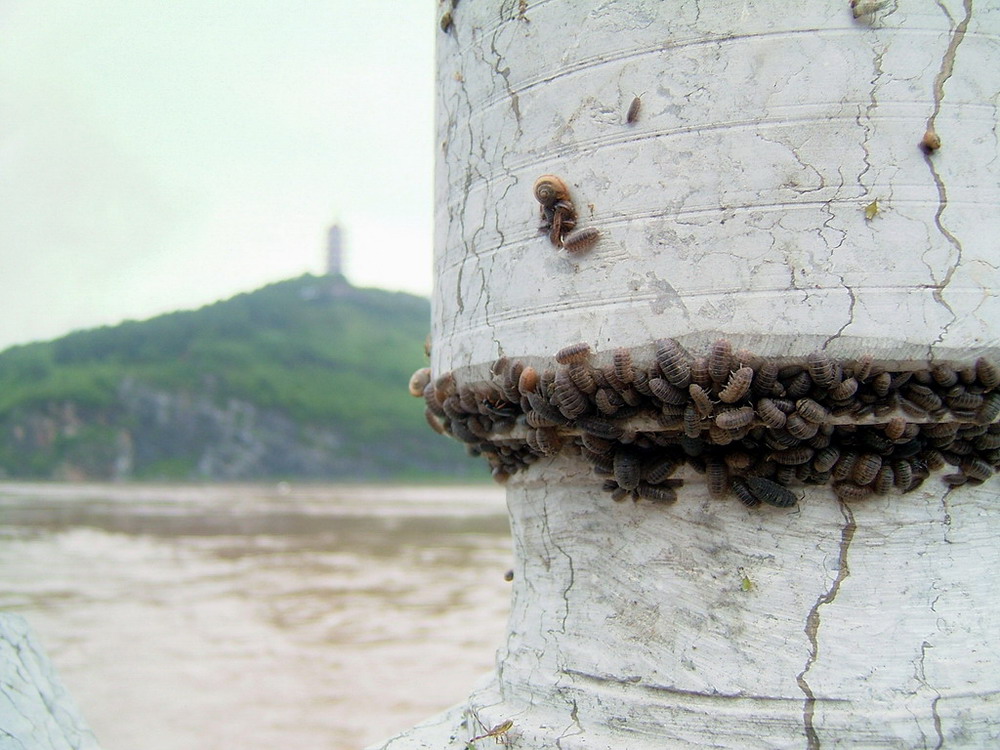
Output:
532 175 570 207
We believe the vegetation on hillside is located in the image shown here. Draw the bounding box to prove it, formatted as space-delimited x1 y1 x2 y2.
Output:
0 275 481 481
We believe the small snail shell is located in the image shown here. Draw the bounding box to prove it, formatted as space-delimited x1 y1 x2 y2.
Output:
409 367 432 397
533 175 570 207
920 128 941 153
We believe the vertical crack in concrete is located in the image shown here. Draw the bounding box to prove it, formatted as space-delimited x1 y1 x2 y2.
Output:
926 0 973 349
931 695 944 749
555 697 584 748
914 640 945 750
854 36 886 192
538 490 575 637
477 12 527 355
796 502 857 749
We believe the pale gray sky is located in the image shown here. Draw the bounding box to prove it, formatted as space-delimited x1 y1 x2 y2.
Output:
0 1 435 352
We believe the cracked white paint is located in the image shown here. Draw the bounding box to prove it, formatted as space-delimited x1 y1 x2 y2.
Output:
374 0 1000 747
0 614 102 750
430 0 1000 380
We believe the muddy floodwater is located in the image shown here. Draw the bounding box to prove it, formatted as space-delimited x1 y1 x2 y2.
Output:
0 482 512 750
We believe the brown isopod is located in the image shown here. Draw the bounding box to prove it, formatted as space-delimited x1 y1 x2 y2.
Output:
756 398 787 429
832 451 859 481
976 357 1000 390
961 456 993 482
806 351 836 388
552 371 589 419
724 451 753 471
525 410 559 428
567 362 597 394
833 481 874 502
946 389 983 413
852 353 874 382
751 360 778 396
731 478 761 508
706 456 728 498
634 483 677 504
555 342 592 365
423 382 446 417
942 473 968 487
610 486 630 502
530 428 563 456
873 465 896 495
625 95 641 124
786 413 819 440
715 406 755 430
769 446 815 466
884 416 907 440
601 364 626 393
890 459 913 489
689 383 714 418
719 366 754 403
517 366 539 394
775 466 797 485
975 432 1000 450
746 476 798 508
872 371 892 398
642 455 682 484
708 339 733 383
576 416 624 440
648 377 688 406
931 363 958 387
795 398 829 424
562 226 601 253
613 348 635 385
976 392 1000 424
852 453 883 485
655 338 692 388
784 371 813 399
614 448 642 491
905 384 943 412
424 409 446 435
813 446 841 473
829 377 859 401
595 388 624 416
687 356 709 390
683 403 702 438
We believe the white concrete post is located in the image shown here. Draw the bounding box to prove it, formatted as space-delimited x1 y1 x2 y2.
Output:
0 614 103 750
375 1 1000 747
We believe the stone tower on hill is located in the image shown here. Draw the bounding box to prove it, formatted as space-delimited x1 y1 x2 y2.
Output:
326 224 344 277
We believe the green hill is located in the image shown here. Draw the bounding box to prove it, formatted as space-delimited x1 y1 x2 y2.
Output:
0 275 480 481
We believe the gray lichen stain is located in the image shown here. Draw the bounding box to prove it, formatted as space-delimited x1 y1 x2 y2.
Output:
641 272 686 316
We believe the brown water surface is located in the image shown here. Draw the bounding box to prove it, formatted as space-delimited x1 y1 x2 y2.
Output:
0 482 511 750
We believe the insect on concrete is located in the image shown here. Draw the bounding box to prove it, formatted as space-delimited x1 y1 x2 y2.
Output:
625 94 642 124
561 226 601 253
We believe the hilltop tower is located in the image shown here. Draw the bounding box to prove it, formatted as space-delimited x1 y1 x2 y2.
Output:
325 224 344 277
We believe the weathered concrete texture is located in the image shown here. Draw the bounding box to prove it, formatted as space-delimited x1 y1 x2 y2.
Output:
481 459 1000 748
373 460 1000 749
433 0 1000 376
0 614 102 750
371 0 1000 747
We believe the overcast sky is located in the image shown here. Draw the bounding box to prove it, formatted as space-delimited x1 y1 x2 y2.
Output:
0 1 435 352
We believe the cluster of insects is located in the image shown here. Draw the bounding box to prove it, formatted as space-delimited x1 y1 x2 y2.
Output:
410 340 1000 508
533 175 600 252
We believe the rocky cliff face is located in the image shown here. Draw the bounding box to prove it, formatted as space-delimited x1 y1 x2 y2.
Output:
0 378 445 481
